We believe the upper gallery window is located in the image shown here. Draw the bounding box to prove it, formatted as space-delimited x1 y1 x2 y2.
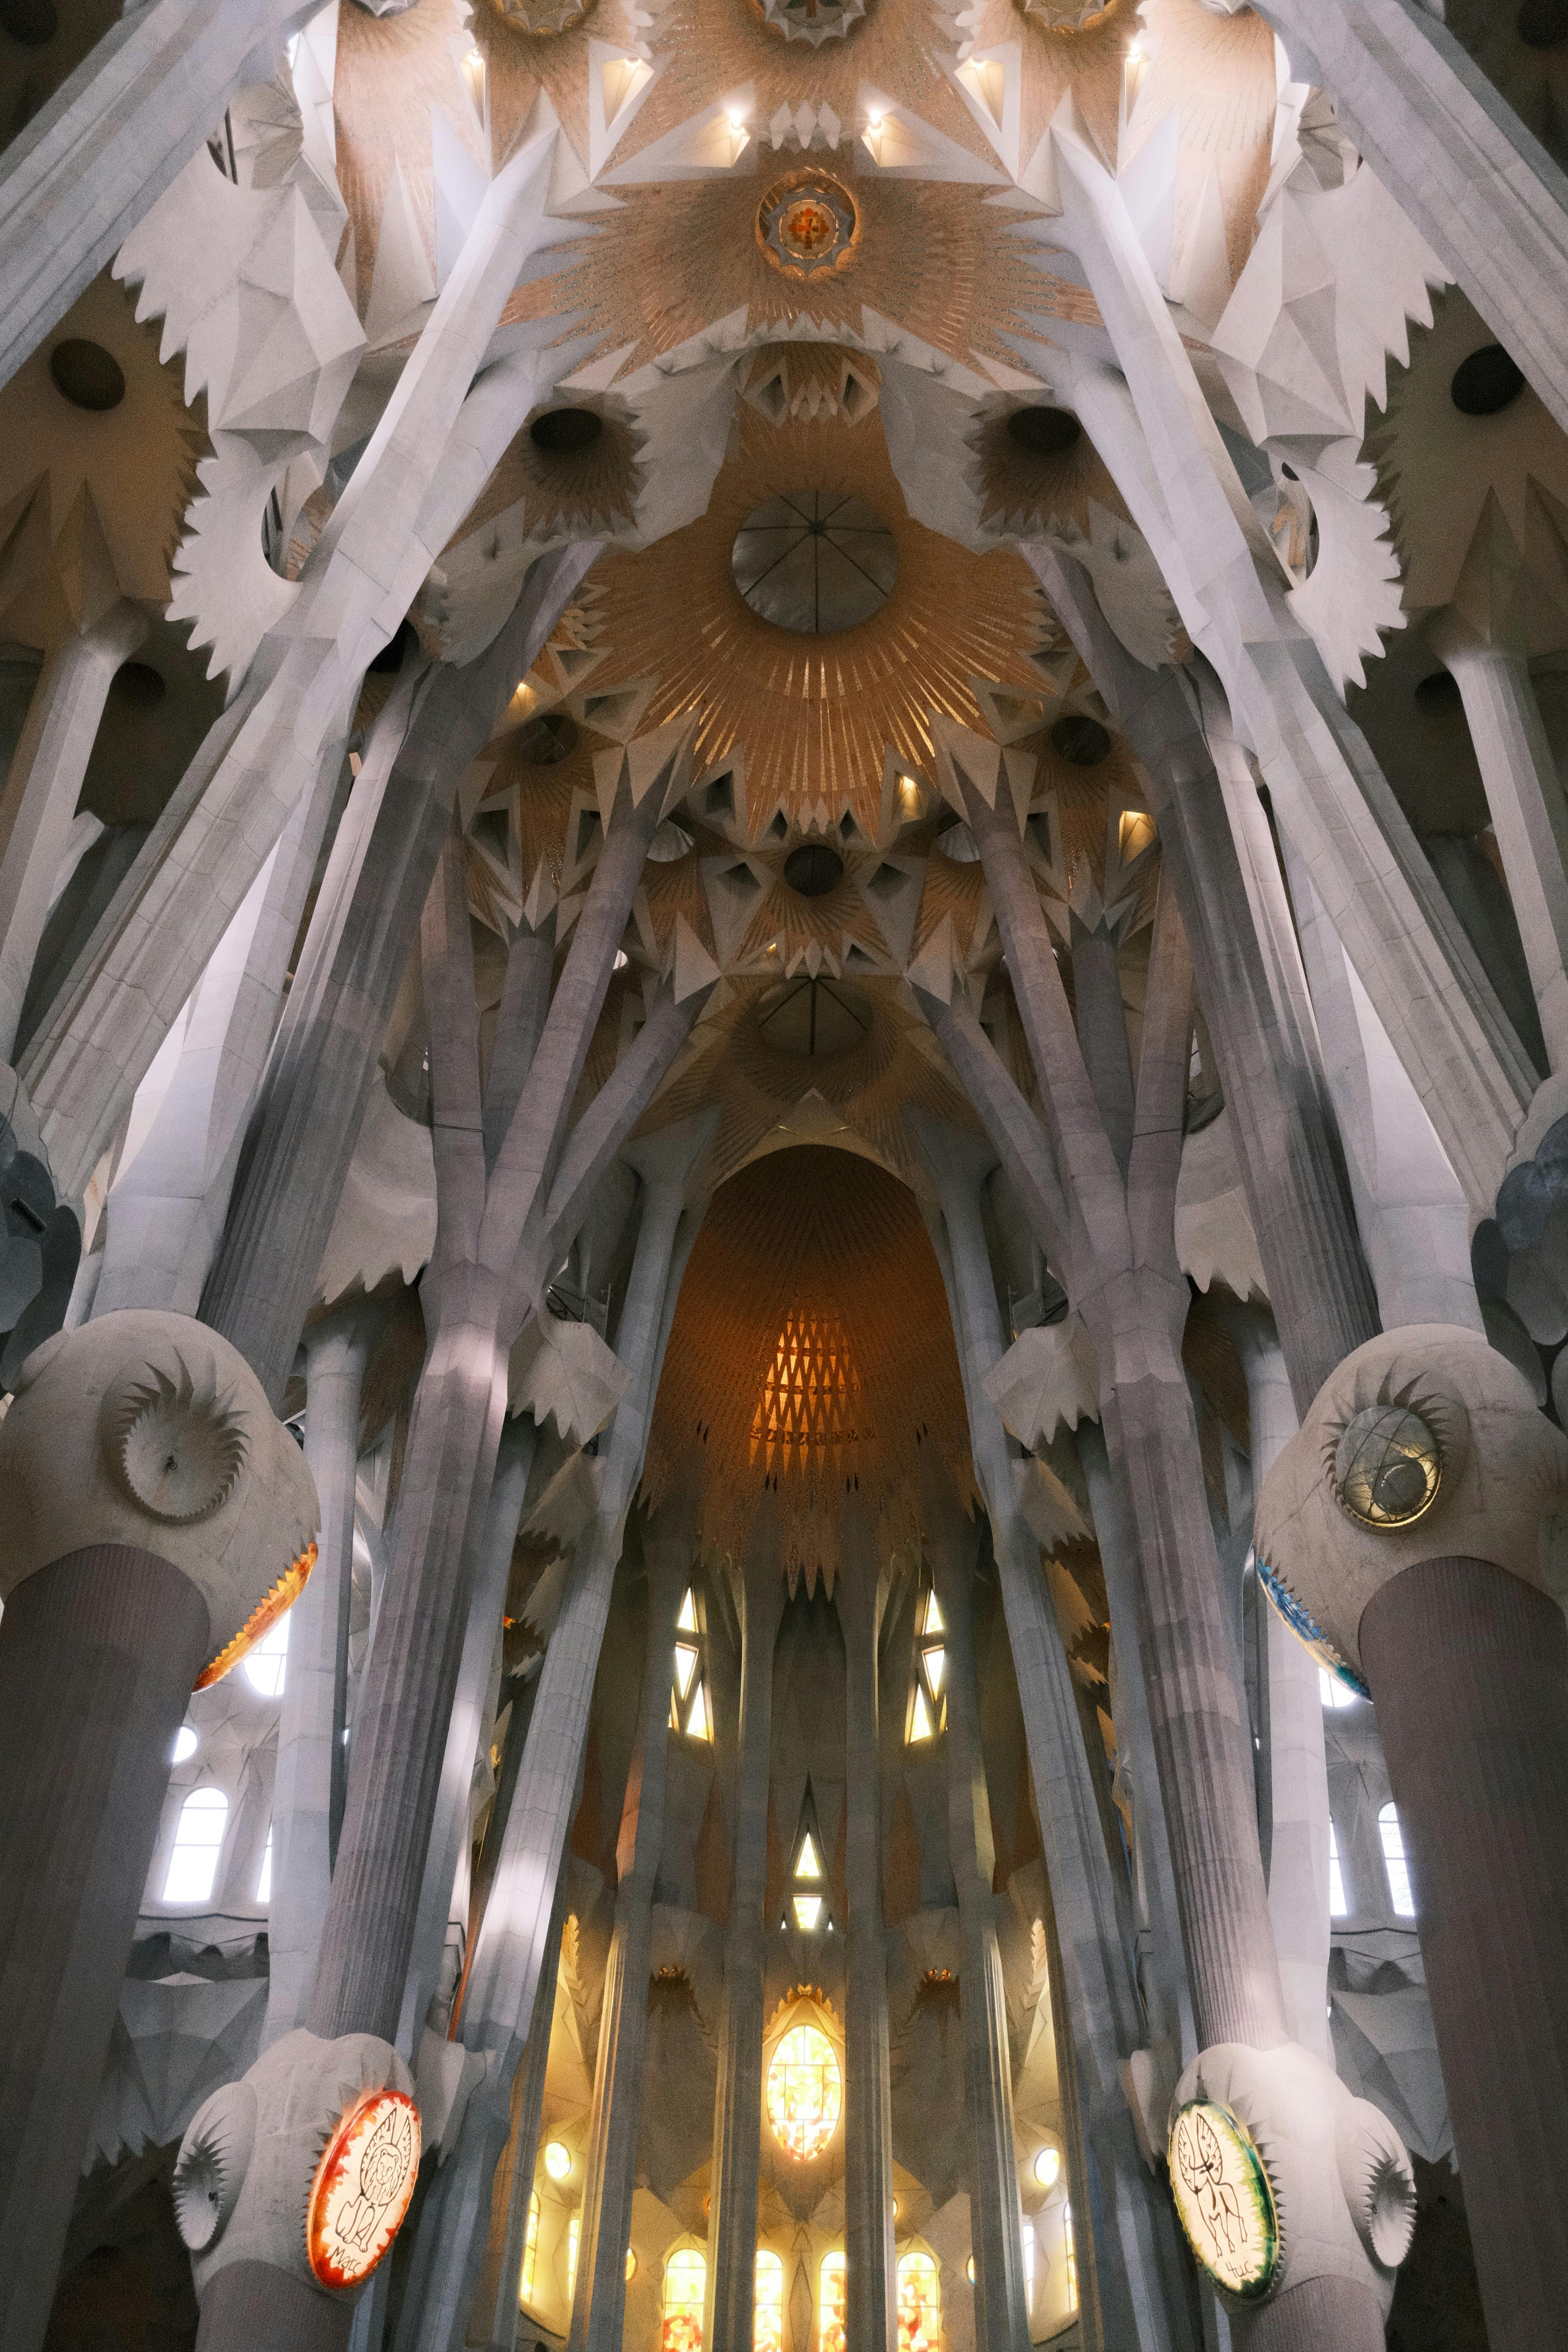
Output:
519 2193 540 2309
819 2251 847 2352
906 1589 948 1742
1328 1820 1349 1920
896 2250 940 2352
783 1782 833 1932
1378 1803 1416 1917
662 2247 706 2352
1062 2205 1078 2310
767 2022 842 2159
243 1612 289 1698
670 1586 712 1743
163 1786 228 1903
755 2250 784 2352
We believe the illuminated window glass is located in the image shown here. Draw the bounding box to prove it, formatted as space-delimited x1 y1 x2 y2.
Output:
755 2250 784 2352
170 1725 198 1765
819 2252 847 2352
662 2247 706 2352
1021 2219 1035 2310
257 1825 273 1904
767 2024 842 2159
1379 1802 1416 1917
1328 1820 1349 1920
906 1589 948 1742
896 2250 940 2352
567 2215 580 2302
1063 2205 1078 2310
520 2193 540 2308
164 1786 228 1902
243 1613 289 1698
783 1785 833 1934
672 1589 712 1743
1319 1667 1355 1711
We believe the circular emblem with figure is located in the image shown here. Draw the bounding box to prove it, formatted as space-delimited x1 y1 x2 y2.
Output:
306 2089 421 2288
1168 2099 1279 2301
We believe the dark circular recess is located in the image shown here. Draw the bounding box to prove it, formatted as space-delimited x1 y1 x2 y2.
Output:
530 407 603 457
783 842 844 899
1518 0 1568 46
49 340 125 412
1450 343 1526 418
110 661 166 710
518 712 579 766
1414 669 1463 718
1050 713 1112 767
368 619 417 675
1006 406 1082 458
0 0 57 43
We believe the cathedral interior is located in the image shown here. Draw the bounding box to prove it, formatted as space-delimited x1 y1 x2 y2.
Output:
5 0 1568 2348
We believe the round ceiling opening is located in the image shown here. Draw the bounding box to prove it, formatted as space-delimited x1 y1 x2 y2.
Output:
1050 713 1112 767
0 0 58 44
1006 406 1081 457
111 662 166 710
732 492 896 635
530 407 603 456
783 842 845 897
1450 344 1525 418
49 340 125 412
758 975 869 1057
518 712 579 765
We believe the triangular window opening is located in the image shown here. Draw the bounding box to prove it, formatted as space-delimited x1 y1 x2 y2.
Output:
784 1780 833 1934
906 1585 949 1744
672 1589 712 1743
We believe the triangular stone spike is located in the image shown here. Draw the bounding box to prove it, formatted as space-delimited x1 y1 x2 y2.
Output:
625 710 700 809
521 857 558 934
673 914 721 1003
929 710 1003 813
569 674 658 744
906 916 955 1001
53 482 124 635
1002 747 1035 836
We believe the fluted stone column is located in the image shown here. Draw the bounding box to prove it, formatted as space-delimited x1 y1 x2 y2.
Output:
389 1114 714 2352
567 1482 698 2352
837 1495 896 2352
264 1299 385 2048
1259 1326 1568 2352
702 1496 786 2352
0 602 148 1063
0 1312 317 2352
470 1876 569 2352
926 1494 1031 2352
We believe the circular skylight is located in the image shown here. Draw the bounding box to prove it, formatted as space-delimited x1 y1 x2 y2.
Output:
732 492 896 635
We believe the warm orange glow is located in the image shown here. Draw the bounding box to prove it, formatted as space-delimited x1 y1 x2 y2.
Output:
306 2088 420 2287
194 1543 317 1692
767 2025 842 2159
752 1312 863 1468
897 2252 940 2352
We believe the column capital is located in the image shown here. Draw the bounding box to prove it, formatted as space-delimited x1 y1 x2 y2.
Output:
1255 1323 1568 1686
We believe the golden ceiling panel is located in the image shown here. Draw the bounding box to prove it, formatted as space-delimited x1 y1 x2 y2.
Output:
642 1143 975 1584
584 404 1055 831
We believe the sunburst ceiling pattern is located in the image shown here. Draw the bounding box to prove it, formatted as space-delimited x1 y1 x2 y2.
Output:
642 1144 975 1584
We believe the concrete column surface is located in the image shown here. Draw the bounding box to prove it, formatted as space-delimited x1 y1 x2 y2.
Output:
263 1305 380 2049
471 1881 568 2352
1359 1554 1568 2352
838 1502 896 2352
0 1546 210 2352
702 1507 784 2352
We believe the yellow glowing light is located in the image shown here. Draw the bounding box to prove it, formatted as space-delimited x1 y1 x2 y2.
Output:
686 1680 712 1741
793 1893 823 1931
678 1588 698 1633
1034 2145 1061 2191
966 2257 975 2285
544 2141 571 2182
820 2253 847 2352
922 1645 946 1695
627 2248 637 2282
923 1591 944 1636
897 2251 940 2352
755 2250 784 2352
909 1686 934 1742
897 774 923 816
1118 810 1156 860
767 2025 842 2159
520 2191 540 2308
567 2216 580 2300
662 2247 706 2352
674 1642 699 1700
795 1832 822 1881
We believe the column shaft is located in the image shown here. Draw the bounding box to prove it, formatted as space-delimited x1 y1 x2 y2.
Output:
471 1879 568 2352
704 1509 784 2352
0 1548 210 2352
1359 1556 1568 2351
838 1502 895 2352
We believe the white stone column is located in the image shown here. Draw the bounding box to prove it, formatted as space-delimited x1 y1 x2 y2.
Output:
0 603 147 1064
838 1497 896 2352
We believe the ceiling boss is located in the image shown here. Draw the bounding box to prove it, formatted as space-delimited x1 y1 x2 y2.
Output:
756 171 862 280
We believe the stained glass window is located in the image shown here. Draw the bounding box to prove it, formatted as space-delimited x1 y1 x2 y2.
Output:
1378 1803 1416 1917
1063 2205 1078 2309
662 2248 706 2352
819 2252 847 2352
896 2251 940 2352
567 2215 580 2301
164 1786 228 1902
672 1589 712 1743
1021 2219 1035 2311
755 2249 784 2352
1328 1820 1349 1919
243 1613 289 1697
907 1589 948 1742
767 2024 842 2158
519 2192 540 2308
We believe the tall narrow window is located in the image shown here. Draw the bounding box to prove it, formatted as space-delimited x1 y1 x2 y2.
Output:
767 2022 842 2158
896 2250 940 2352
671 1588 712 1743
1378 1802 1416 1917
243 1613 289 1698
783 1781 833 1932
906 1590 948 1742
819 2252 847 2352
662 2248 706 2352
1020 2219 1035 2314
567 2215 580 2302
257 1825 274 1905
755 2250 784 2352
164 1787 228 1903
1063 2205 1078 2309
519 2192 540 2308
1328 1819 1349 1920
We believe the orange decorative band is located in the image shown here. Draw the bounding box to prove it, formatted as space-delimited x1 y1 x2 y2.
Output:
306 2088 422 2289
193 1542 318 1691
